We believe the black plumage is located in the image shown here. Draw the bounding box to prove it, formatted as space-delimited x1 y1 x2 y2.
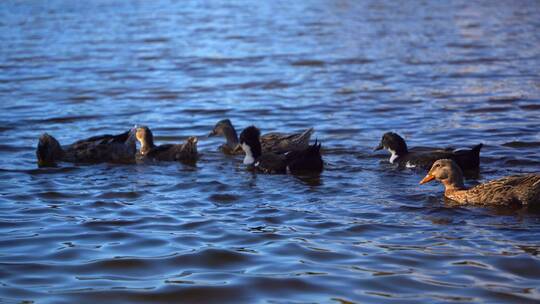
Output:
239 126 323 174
374 132 482 172
36 129 137 167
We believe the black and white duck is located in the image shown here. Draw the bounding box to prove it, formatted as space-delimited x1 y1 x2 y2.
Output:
36 128 137 167
209 119 314 155
239 126 323 174
135 126 198 163
420 159 540 208
374 132 482 172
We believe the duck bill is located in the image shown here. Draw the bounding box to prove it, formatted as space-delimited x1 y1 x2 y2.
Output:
419 174 435 185
208 130 216 137
373 143 383 151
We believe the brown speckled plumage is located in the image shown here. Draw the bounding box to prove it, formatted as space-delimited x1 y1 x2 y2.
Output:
421 159 540 207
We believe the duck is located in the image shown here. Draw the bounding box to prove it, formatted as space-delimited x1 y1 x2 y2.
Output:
135 126 198 163
374 132 482 172
36 128 137 167
420 159 540 207
209 119 314 155
239 126 323 174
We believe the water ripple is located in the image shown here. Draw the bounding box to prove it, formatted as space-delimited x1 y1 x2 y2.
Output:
0 0 539 303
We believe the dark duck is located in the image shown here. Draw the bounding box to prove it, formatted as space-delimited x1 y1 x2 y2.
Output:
36 128 137 167
374 132 482 172
135 126 198 163
239 126 323 174
209 119 314 155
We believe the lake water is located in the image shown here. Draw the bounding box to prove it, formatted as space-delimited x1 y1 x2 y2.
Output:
1 0 539 303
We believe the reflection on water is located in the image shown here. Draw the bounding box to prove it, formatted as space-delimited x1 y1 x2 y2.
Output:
1 0 540 303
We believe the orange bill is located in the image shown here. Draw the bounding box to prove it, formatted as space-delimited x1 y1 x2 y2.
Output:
419 174 435 184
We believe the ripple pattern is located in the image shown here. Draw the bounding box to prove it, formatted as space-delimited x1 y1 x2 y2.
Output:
1 0 540 303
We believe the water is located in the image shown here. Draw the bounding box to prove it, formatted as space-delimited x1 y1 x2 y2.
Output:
1 0 540 303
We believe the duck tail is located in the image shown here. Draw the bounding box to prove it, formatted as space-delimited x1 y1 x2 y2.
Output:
471 143 483 155
297 127 314 145
521 175 540 208
453 143 483 171
37 133 63 167
105 128 139 144
286 139 323 174
470 143 483 168
307 139 321 155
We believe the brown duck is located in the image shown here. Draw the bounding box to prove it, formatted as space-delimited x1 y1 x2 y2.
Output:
420 159 540 207
135 126 198 163
209 119 314 155
36 128 137 167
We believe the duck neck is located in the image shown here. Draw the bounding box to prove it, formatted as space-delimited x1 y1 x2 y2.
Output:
388 149 400 163
442 175 466 193
387 143 408 164
182 138 198 155
140 136 155 155
242 141 262 165
396 142 408 155
222 125 239 149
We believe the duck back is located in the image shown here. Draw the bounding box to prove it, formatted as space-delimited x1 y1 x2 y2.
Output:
458 174 540 207
64 130 135 164
255 153 287 174
261 128 314 154
402 143 482 172
285 141 323 174
139 138 198 163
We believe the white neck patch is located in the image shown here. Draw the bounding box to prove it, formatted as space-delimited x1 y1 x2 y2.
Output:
388 148 399 164
241 143 255 165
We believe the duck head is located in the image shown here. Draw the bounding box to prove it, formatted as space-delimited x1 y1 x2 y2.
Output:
135 126 155 155
36 133 63 167
420 159 465 189
182 136 198 156
209 119 235 137
374 132 408 163
239 126 262 165
209 119 240 150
